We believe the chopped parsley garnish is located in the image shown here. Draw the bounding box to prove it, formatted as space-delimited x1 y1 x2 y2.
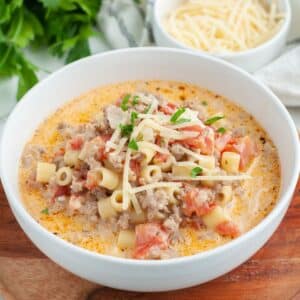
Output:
190 167 203 178
202 101 208 106
217 127 226 134
128 139 139 150
170 107 186 123
205 115 224 125
174 118 191 125
144 104 151 114
120 94 131 111
41 208 49 215
120 124 134 137
130 111 138 123
132 95 139 106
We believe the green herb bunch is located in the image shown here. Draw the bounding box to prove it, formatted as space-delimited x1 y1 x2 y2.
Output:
0 0 101 100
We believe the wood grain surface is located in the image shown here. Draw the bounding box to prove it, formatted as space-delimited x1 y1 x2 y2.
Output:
0 180 299 300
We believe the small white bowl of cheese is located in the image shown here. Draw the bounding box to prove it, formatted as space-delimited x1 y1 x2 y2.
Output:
153 0 291 72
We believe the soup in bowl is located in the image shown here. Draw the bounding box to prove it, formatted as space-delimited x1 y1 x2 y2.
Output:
0 48 299 291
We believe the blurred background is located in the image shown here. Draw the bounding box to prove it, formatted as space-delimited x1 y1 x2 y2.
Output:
0 0 299 124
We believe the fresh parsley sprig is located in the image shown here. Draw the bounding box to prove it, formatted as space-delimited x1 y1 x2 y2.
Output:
120 124 133 137
217 127 226 134
0 0 102 100
121 94 131 111
128 138 139 150
174 118 191 125
41 207 49 215
205 115 224 125
170 107 186 123
190 167 203 178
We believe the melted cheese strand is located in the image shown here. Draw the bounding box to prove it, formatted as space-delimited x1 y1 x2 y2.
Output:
122 148 132 210
170 175 251 181
137 141 170 154
132 182 182 194
176 144 214 163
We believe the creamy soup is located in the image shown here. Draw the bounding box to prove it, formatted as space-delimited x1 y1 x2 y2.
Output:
19 81 280 259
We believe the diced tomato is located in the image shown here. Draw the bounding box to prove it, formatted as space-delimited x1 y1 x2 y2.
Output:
52 185 71 203
85 171 99 190
133 223 169 259
158 102 178 115
130 159 141 178
153 152 169 163
216 221 240 238
223 136 258 170
215 133 232 152
183 188 216 217
96 147 107 161
101 134 112 143
189 218 204 230
70 137 84 150
155 135 163 147
54 148 65 157
54 186 70 197
180 125 203 133
179 126 214 155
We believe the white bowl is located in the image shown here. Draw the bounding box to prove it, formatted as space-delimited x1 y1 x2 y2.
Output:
152 0 291 72
0 48 299 292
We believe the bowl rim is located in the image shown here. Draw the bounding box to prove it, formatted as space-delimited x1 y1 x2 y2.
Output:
153 0 291 59
1 47 299 267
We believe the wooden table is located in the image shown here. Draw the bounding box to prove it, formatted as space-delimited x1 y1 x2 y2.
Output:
0 180 300 300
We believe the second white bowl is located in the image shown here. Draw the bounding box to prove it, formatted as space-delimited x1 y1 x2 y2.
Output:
152 0 291 72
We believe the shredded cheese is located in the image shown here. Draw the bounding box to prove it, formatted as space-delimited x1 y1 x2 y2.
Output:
176 144 214 163
170 175 252 181
138 141 170 154
168 120 204 130
164 0 284 53
132 182 182 194
122 148 132 210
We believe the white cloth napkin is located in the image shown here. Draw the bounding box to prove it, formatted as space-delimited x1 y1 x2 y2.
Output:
97 0 153 49
255 45 300 107
97 0 300 106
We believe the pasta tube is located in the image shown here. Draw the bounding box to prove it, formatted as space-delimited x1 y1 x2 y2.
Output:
117 230 136 249
36 162 56 183
98 198 117 220
97 167 120 190
141 165 162 183
56 167 72 186
221 152 241 173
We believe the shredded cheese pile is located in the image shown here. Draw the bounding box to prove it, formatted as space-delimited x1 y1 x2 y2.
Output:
164 0 284 53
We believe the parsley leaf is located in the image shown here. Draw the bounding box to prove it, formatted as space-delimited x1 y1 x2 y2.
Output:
128 138 139 150
120 94 131 111
190 167 203 178
0 0 102 101
202 101 208 106
144 104 151 114
205 115 224 125
41 207 49 215
217 127 226 134
132 95 139 106
174 118 191 125
130 111 138 123
120 124 133 137
170 107 186 123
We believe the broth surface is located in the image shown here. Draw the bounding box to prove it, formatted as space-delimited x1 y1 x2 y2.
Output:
19 81 280 258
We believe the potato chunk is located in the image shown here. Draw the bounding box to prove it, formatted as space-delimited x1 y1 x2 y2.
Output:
36 162 56 183
221 152 240 173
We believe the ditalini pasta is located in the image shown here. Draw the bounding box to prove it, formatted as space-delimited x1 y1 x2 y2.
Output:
164 0 284 53
19 80 280 260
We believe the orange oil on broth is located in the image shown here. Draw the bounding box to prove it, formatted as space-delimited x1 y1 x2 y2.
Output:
19 81 280 258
